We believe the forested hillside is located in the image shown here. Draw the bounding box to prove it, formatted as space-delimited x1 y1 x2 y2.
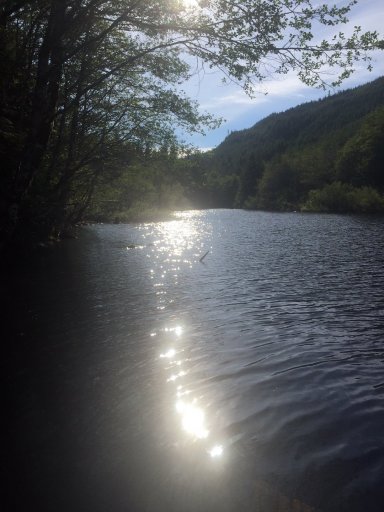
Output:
88 77 384 220
208 76 384 212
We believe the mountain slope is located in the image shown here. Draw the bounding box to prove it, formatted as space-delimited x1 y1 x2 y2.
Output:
214 77 384 169
207 77 384 212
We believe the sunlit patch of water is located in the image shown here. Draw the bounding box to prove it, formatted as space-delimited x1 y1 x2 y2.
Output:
156 319 224 460
208 445 224 458
160 348 176 359
144 212 224 462
165 325 183 337
176 399 209 440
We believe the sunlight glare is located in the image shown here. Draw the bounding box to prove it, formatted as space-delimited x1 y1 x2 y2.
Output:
160 348 176 359
208 445 223 458
176 400 209 439
167 370 186 382
165 325 183 337
174 325 183 337
158 220 197 258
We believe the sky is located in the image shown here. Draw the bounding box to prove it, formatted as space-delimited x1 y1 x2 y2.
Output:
179 0 384 150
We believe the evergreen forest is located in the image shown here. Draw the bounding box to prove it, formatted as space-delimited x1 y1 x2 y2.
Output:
208 76 384 213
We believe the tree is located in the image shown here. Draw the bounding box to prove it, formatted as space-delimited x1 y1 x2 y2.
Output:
336 107 384 190
235 152 265 206
255 155 300 210
0 0 382 247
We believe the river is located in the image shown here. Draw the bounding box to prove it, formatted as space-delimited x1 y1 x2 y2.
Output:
5 210 384 511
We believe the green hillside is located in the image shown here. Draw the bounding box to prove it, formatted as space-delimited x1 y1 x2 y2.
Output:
88 77 384 222
207 76 384 212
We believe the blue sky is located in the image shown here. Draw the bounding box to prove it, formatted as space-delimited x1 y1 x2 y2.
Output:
179 0 384 150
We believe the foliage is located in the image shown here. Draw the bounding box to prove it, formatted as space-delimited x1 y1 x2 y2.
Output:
336 106 384 189
213 77 384 176
302 182 384 213
0 0 382 248
248 156 299 210
87 151 193 222
205 77 384 213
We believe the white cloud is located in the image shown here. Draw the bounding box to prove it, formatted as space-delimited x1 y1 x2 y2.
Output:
200 88 267 111
180 0 384 147
196 146 213 152
197 71 326 125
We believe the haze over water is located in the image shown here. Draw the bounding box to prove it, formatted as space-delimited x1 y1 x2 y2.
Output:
6 210 384 511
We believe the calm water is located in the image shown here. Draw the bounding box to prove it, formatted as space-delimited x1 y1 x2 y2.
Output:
5 210 384 511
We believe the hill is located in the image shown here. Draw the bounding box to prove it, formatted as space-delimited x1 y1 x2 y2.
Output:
205 76 384 212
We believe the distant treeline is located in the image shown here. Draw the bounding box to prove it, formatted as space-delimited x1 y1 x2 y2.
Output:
90 77 384 221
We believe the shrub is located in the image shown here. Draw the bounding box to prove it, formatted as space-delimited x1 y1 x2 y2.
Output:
302 182 384 213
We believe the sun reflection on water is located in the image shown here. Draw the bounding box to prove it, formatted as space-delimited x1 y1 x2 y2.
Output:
208 445 224 458
167 370 187 382
155 324 224 459
160 348 176 359
176 399 209 440
146 212 223 461
156 216 203 263
164 325 183 336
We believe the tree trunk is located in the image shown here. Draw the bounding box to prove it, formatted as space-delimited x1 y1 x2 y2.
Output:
17 1 67 196
1 0 68 247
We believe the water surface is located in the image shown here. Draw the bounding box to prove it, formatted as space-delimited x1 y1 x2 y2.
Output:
5 210 384 511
